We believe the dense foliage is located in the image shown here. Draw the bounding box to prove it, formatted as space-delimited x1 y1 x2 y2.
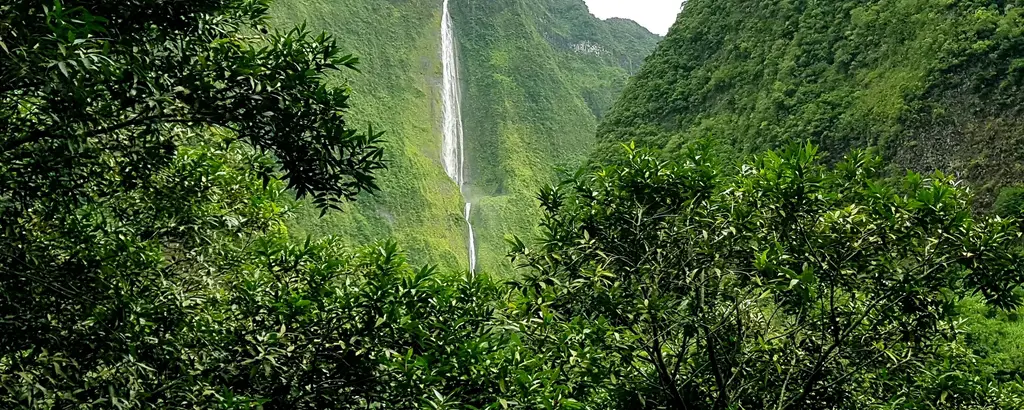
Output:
995 186 1024 218
0 142 505 406
598 0 1024 391
0 0 495 407
508 143 1024 409
0 0 384 212
598 0 1024 206
5 0 1024 409
0 0 647 407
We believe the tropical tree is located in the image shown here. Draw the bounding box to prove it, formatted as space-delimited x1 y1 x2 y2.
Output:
509 142 1024 409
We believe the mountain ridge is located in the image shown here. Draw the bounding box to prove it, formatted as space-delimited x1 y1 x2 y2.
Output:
598 0 1024 207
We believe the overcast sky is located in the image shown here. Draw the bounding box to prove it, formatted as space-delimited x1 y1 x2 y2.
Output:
583 0 683 35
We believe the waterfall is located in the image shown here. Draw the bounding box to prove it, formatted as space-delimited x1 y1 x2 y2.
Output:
441 0 476 272
465 203 477 272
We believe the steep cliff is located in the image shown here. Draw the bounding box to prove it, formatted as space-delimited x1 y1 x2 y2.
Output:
272 0 660 272
453 0 660 272
271 0 469 269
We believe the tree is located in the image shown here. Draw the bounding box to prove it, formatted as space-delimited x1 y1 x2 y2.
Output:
0 0 385 213
509 142 1024 409
0 0 380 358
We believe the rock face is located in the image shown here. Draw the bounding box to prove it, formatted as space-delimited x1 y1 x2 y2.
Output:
599 0 1024 206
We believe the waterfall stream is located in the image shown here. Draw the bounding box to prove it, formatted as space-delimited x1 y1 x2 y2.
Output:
441 0 476 272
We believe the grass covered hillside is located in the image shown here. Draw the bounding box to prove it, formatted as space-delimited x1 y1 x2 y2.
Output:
452 0 661 272
269 0 469 270
598 0 1024 206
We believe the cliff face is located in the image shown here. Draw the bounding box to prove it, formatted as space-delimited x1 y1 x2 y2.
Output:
271 0 659 272
270 0 469 269
452 0 660 272
599 0 1024 206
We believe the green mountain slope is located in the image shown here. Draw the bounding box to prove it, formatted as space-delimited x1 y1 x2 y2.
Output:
597 0 1024 380
453 0 661 272
271 0 659 273
599 0 1024 206
270 0 469 270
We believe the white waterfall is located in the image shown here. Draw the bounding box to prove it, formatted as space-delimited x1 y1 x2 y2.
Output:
440 0 464 186
441 0 476 272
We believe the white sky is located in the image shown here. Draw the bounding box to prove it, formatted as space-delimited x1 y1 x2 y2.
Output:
583 0 683 35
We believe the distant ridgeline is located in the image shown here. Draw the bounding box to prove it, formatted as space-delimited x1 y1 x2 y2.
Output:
598 0 1024 207
271 0 659 272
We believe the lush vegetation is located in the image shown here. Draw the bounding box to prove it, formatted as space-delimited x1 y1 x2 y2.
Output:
598 0 1024 390
599 0 1024 207
506 142 1024 408
6 0 1024 409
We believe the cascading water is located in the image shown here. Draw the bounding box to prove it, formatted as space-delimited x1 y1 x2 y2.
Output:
465 203 476 272
441 0 476 272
